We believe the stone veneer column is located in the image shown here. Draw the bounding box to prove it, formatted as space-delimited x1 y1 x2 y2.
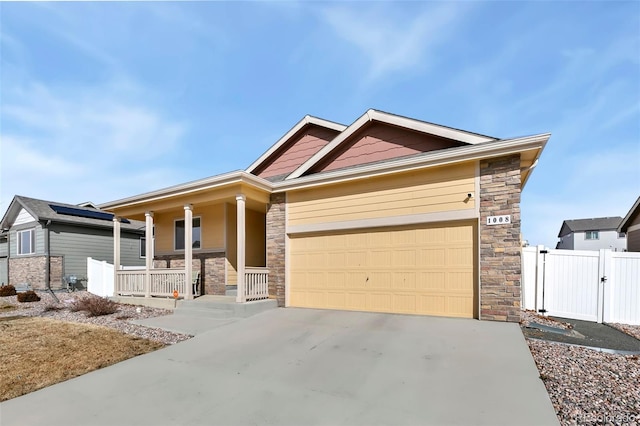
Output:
266 193 286 306
479 154 522 322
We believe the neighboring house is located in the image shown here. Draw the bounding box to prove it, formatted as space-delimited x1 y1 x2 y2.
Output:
618 196 640 252
0 196 145 290
556 217 626 251
101 109 551 322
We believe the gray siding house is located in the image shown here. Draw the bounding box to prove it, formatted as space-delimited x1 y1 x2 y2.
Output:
0 233 8 285
0 196 145 290
618 196 640 252
556 216 626 251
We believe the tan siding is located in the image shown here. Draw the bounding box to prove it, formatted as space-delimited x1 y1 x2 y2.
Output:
154 204 225 255
288 163 475 226
627 230 640 252
246 209 266 267
226 204 237 285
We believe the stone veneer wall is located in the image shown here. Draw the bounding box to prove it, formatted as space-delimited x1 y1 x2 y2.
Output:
154 254 226 296
479 154 522 322
9 255 63 290
266 193 286 306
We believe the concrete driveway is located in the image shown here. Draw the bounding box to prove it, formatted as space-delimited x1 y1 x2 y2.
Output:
0 308 558 425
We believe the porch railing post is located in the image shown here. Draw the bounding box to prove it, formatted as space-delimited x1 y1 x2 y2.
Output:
112 217 121 297
145 211 153 298
184 204 194 300
236 194 246 303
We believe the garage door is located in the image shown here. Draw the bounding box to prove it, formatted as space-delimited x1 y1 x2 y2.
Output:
289 222 476 318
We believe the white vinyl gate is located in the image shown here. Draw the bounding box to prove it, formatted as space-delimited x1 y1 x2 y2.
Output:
522 246 640 325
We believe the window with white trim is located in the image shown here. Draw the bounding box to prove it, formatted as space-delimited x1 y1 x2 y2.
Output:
17 229 35 255
585 230 599 240
175 217 201 250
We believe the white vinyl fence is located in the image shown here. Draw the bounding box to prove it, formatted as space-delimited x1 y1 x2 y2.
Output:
522 246 640 325
87 257 114 297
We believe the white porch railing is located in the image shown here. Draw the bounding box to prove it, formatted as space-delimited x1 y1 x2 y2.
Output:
115 269 186 298
150 269 187 297
244 267 269 301
115 270 146 296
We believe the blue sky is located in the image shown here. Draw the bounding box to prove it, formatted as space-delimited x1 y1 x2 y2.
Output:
1 1 638 247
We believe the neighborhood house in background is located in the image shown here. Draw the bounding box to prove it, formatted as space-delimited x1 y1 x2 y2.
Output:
0 196 145 290
100 109 550 322
618 196 640 252
555 217 626 251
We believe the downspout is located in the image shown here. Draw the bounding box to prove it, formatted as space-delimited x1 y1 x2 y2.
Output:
43 220 59 303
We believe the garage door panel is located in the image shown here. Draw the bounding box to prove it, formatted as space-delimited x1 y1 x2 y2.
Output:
290 222 476 318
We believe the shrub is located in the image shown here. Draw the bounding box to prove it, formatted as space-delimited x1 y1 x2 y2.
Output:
0 285 17 297
71 296 119 317
17 291 41 303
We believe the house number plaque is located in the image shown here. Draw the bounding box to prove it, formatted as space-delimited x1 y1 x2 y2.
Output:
486 215 511 225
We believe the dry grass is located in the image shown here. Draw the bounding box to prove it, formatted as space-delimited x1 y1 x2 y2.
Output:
0 316 163 402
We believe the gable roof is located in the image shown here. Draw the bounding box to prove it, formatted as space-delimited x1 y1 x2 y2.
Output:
558 217 623 237
246 115 346 174
0 195 145 233
618 196 640 232
286 109 498 180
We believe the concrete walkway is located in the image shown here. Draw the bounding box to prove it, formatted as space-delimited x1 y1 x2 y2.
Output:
0 309 558 426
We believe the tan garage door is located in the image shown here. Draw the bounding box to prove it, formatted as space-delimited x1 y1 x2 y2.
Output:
289 222 476 318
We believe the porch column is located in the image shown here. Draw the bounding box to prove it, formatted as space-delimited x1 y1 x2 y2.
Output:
184 204 194 300
236 194 246 303
112 217 121 297
144 212 154 298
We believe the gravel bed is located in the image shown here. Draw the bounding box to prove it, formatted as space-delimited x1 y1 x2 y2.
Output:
528 339 640 425
0 291 192 345
608 323 640 342
521 310 573 330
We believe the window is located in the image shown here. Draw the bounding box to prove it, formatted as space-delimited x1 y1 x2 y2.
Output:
140 227 155 258
618 232 626 238
140 237 146 258
17 229 35 255
175 217 201 250
585 230 599 240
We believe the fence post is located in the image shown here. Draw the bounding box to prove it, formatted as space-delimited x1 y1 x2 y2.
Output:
535 245 546 314
598 249 612 323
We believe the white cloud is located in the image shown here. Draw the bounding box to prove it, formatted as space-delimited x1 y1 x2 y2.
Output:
0 80 188 214
319 3 471 84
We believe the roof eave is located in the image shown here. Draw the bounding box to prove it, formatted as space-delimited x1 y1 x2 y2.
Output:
285 109 500 181
618 196 640 232
98 171 274 211
274 133 550 192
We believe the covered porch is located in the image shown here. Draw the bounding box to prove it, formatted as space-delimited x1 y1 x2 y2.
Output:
109 176 272 303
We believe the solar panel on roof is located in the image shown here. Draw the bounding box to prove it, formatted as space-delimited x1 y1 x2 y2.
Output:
49 204 130 224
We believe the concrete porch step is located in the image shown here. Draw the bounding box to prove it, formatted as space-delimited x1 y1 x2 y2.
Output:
175 295 277 319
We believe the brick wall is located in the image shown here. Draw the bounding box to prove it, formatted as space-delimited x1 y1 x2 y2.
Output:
10 256 46 289
266 193 286 306
154 254 226 296
479 154 522 322
50 256 64 290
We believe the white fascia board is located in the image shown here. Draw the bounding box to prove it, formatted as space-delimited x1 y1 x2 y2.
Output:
618 196 640 232
367 110 496 145
0 197 39 230
245 115 346 173
286 109 498 180
275 133 550 192
99 171 273 210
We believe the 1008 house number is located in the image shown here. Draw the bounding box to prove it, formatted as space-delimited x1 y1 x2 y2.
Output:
486 215 511 225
